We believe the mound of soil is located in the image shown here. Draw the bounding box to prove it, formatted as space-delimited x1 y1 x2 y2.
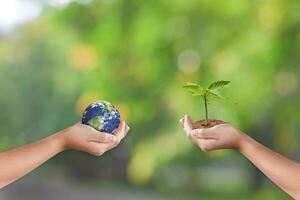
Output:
193 119 226 129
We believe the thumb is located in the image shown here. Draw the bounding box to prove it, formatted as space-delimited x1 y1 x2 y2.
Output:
183 115 193 135
113 121 126 141
88 132 115 143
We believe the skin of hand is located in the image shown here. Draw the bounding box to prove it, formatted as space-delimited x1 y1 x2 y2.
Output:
0 121 129 189
62 121 130 156
180 115 300 199
179 115 243 151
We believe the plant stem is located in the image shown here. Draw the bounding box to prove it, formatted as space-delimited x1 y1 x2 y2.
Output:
204 95 208 126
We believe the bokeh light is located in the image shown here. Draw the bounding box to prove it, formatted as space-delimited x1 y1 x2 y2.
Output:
68 43 99 71
177 49 201 74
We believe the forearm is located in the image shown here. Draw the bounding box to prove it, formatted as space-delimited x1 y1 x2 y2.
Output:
239 134 300 199
0 131 65 189
0 122 128 189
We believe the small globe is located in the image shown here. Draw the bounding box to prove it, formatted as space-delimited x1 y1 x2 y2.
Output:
82 101 121 134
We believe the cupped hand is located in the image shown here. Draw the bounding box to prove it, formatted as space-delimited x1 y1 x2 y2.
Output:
60 121 129 156
180 115 244 152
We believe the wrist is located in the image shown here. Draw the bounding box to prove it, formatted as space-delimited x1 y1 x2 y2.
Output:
52 130 68 152
237 133 252 153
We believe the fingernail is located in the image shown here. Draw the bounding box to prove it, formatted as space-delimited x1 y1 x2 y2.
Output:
123 122 126 131
127 125 130 131
184 115 189 122
180 118 185 128
184 115 188 125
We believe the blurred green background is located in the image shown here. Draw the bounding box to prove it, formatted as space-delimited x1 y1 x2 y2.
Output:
0 0 299 199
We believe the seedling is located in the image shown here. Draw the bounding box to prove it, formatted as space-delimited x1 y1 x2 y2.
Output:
183 80 235 126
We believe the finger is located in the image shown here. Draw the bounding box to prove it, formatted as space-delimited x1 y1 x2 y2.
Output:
86 142 106 156
189 135 199 145
197 139 218 152
88 132 115 143
180 116 188 137
184 115 193 136
113 121 126 141
113 121 125 134
81 123 99 132
179 117 184 128
124 124 130 137
126 125 130 136
117 124 129 140
191 128 218 139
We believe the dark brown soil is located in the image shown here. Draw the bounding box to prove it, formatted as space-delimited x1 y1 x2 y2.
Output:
193 119 226 129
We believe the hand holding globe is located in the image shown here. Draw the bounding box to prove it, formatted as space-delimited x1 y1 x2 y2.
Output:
61 121 129 156
59 101 128 156
57 100 129 156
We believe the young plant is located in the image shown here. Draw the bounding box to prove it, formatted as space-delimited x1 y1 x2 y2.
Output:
183 80 235 126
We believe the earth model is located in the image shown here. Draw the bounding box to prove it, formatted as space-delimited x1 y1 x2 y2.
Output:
82 101 121 133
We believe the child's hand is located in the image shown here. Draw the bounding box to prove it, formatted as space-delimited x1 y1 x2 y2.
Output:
60 121 129 156
180 115 244 152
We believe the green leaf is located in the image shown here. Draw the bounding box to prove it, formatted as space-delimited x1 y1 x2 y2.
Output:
208 80 231 90
183 82 207 96
191 87 207 96
183 82 200 90
208 91 237 104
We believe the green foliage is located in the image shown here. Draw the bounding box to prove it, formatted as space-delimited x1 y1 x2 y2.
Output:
183 80 234 125
183 82 207 96
208 80 231 90
0 0 300 198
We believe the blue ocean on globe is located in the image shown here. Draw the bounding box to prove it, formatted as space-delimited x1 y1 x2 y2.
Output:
82 101 121 134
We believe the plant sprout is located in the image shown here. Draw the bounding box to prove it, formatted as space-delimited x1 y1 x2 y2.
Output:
183 80 235 126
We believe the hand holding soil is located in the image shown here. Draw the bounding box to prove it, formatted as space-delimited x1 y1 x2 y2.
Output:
181 80 242 151
180 115 244 151
180 114 300 199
